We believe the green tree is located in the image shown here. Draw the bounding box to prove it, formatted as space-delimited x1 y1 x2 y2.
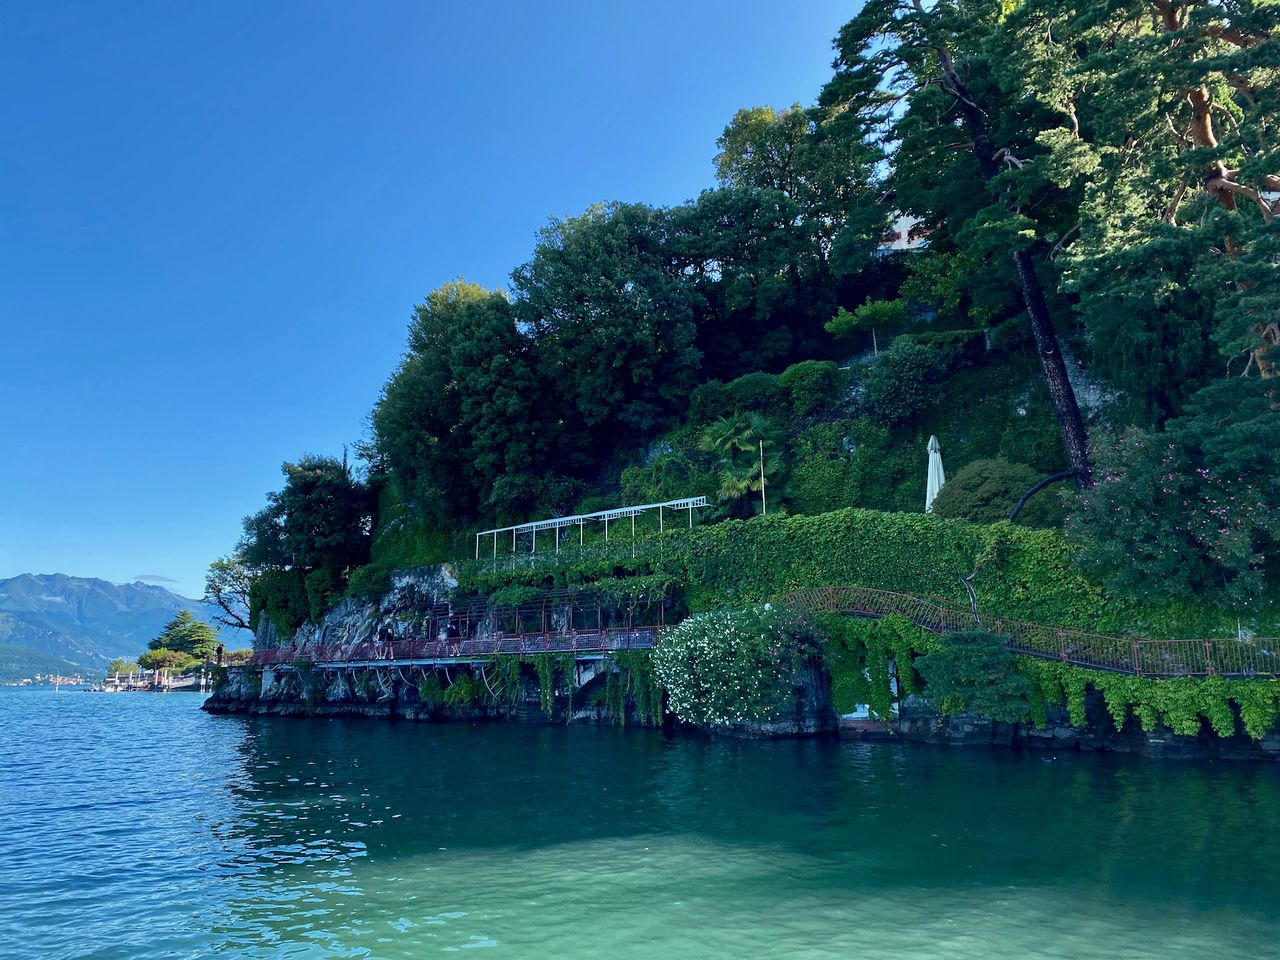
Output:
699 412 787 515
148 610 219 659
202 555 252 632
137 648 199 672
860 337 947 426
916 631 1034 725
669 188 831 377
821 0 1093 483
514 203 702 449
988 0 1280 425
239 455 373 573
714 104 885 273
105 657 138 678
373 281 549 522
826 299 907 355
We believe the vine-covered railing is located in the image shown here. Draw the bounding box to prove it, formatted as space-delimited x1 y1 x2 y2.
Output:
246 581 1278 678
783 586 1280 678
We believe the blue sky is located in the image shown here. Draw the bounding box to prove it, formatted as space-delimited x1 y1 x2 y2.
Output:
0 0 853 598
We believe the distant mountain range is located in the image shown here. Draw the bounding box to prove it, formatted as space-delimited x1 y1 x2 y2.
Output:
0 574 253 681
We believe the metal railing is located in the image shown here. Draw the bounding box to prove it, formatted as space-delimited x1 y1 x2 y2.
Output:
783 585 1280 678
244 582 1279 680
250 627 659 669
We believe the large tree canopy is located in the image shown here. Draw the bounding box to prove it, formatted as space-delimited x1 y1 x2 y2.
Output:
820 0 1093 482
148 610 219 660
239 455 373 573
374 281 548 523
513 203 703 445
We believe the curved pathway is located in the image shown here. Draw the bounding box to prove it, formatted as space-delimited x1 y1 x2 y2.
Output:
782 585 1280 678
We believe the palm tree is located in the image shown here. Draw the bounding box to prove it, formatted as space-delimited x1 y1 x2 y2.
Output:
699 413 788 514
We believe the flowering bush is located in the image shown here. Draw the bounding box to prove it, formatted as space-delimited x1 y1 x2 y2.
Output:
651 605 817 727
1067 428 1276 609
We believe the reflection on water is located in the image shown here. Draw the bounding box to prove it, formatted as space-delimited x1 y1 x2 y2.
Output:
3 688 1279 959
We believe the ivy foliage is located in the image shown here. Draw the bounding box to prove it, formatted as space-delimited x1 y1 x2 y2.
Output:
818 614 930 718
459 507 1272 639
1021 660 1280 741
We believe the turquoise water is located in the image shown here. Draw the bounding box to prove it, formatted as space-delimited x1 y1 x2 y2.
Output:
3 687 1279 959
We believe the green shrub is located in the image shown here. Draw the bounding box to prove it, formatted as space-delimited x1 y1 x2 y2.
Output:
248 568 310 639
779 360 844 417
417 673 444 706
443 673 482 708
900 328 985 365
861 337 948 425
722 371 786 414
688 381 728 426
915 631 1034 724
930 458 1066 529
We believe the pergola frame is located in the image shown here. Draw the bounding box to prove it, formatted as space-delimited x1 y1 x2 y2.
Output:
475 496 708 559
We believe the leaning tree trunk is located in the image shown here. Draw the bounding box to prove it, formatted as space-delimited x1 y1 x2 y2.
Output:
939 52 1093 485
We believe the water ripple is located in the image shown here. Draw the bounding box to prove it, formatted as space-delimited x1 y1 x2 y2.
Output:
3 688 1280 959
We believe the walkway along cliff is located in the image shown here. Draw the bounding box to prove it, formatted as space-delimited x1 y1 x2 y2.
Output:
205 509 1280 759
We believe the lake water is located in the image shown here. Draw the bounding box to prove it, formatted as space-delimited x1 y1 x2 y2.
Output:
3 685 1279 959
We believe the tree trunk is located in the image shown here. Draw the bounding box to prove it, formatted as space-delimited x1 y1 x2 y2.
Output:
940 55 1093 485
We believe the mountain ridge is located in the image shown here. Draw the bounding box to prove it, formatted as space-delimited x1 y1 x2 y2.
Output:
0 573 252 679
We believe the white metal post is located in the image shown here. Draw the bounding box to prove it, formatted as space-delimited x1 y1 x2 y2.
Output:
760 440 767 516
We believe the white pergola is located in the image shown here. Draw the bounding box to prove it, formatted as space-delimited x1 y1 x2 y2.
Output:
475 496 709 559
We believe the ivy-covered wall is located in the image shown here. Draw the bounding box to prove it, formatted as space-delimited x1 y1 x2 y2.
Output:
457 507 1276 639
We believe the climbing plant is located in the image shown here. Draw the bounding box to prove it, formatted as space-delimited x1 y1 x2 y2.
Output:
443 672 482 709
610 650 664 726
818 614 932 717
1019 660 1280 741
417 672 444 707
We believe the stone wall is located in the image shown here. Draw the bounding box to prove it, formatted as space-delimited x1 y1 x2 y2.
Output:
896 691 1280 761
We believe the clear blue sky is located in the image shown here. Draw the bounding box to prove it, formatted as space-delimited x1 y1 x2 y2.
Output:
0 0 854 598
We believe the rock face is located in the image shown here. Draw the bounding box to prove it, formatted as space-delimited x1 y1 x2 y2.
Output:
707 659 839 739
207 568 839 739
254 566 459 656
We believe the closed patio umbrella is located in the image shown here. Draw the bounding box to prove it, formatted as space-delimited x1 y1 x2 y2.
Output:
925 435 945 513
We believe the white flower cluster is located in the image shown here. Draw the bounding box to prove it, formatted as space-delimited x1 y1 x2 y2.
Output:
651 606 796 728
